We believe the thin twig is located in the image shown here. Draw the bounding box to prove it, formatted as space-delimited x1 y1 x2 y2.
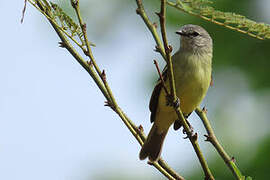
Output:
72 0 104 80
21 0 27 23
153 60 169 95
195 107 245 180
135 0 166 59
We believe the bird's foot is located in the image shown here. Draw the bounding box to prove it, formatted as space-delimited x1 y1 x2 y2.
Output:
182 119 195 138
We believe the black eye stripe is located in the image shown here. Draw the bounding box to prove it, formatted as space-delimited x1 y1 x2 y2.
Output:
188 31 199 37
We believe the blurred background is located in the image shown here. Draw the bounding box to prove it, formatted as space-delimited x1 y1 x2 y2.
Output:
1 0 270 179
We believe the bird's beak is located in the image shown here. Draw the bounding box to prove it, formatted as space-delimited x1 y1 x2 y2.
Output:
176 30 184 36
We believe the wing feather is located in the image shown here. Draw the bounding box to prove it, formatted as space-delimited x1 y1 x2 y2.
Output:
149 66 168 123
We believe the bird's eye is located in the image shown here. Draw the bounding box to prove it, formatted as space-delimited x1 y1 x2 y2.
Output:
189 31 200 37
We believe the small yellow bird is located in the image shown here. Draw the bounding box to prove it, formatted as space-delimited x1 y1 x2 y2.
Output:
139 24 213 162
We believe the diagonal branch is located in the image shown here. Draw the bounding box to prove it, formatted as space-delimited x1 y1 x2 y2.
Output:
135 0 166 59
195 107 245 180
153 60 169 95
71 0 104 82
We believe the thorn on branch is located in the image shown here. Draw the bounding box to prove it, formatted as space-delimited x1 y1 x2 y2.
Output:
101 70 107 82
104 100 116 111
71 0 78 8
83 49 89 56
136 8 141 15
104 101 110 107
87 60 93 66
82 23 87 34
204 134 213 142
192 132 198 141
137 125 144 133
51 3 57 10
231 156 236 163
202 106 208 114
154 45 161 53
58 41 66 48
153 22 158 28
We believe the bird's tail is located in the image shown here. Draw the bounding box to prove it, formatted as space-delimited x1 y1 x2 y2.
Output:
139 124 168 162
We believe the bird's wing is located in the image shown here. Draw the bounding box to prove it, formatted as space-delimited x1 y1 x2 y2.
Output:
149 66 168 123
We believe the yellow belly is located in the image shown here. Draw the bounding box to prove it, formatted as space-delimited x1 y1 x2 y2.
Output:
155 53 211 133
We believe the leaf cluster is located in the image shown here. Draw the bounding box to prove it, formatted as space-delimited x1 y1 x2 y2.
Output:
50 2 84 44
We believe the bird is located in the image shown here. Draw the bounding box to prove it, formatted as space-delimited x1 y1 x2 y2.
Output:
139 24 213 162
